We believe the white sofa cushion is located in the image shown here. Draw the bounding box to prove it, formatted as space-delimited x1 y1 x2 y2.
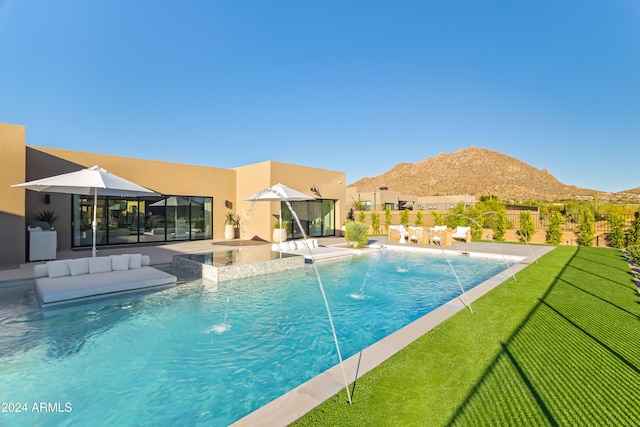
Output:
34 264 48 278
127 254 143 269
47 260 70 278
35 267 177 305
295 240 306 250
111 255 130 271
69 258 90 276
454 226 470 234
89 257 112 274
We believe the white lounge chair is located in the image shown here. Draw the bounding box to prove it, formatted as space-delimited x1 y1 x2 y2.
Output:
429 225 451 247
451 226 472 243
389 225 409 243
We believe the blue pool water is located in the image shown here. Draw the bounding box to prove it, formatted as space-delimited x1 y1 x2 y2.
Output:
0 250 513 426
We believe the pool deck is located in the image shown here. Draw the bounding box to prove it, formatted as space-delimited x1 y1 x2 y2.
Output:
0 237 555 426
0 237 358 285
0 237 547 285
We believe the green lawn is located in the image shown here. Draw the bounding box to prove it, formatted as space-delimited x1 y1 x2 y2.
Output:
292 246 640 426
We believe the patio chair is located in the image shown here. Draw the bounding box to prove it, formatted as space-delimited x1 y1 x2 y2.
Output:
429 225 452 247
388 225 409 243
451 226 472 243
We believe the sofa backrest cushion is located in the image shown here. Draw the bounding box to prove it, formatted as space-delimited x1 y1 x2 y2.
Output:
47 260 71 278
69 258 90 276
89 257 112 274
455 226 471 234
128 254 143 269
34 264 48 278
433 225 448 231
111 255 130 271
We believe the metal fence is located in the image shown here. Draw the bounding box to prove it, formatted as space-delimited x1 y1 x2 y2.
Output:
358 211 636 233
505 213 636 233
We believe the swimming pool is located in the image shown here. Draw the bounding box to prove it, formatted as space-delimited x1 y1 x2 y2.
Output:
0 249 514 426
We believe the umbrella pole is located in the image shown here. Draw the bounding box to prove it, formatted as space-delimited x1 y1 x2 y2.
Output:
92 191 97 257
279 203 283 243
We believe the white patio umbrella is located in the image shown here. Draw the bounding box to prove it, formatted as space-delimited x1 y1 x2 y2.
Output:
243 183 314 242
12 165 160 257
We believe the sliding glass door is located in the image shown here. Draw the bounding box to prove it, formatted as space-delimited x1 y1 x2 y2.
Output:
282 199 335 239
72 195 213 249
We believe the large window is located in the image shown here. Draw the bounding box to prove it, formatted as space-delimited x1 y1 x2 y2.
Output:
72 195 213 249
281 199 335 239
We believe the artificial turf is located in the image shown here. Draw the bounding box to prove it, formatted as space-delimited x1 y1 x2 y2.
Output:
291 246 640 426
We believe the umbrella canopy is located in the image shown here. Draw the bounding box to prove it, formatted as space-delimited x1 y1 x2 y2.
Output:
243 183 315 203
12 165 159 257
243 183 314 242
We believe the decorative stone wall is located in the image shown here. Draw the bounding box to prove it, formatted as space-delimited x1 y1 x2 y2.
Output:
173 253 305 282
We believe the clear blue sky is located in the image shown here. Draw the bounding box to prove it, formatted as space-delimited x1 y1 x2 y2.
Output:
1 0 638 193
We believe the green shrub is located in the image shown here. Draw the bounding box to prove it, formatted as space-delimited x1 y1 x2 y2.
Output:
628 214 640 247
448 204 466 227
371 212 381 234
577 208 595 246
400 208 410 227
607 213 626 248
345 221 369 248
346 208 355 222
546 212 564 245
432 212 445 226
627 245 640 266
358 210 366 223
415 210 424 227
518 211 536 242
467 212 483 239
384 206 392 232
493 212 508 241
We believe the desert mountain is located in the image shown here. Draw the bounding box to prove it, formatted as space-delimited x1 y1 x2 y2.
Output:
349 147 593 202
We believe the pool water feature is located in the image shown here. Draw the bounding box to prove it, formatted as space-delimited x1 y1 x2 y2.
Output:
0 250 516 426
173 247 304 282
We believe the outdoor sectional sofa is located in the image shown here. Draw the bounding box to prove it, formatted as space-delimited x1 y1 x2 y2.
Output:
33 254 177 306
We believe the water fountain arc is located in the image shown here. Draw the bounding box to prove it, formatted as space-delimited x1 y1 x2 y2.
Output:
243 184 353 405
444 212 518 282
283 199 353 405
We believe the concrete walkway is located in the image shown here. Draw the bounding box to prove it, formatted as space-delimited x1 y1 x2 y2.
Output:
0 237 546 284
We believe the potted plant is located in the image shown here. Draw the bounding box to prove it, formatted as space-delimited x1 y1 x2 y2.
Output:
273 219 287 243
34 209 58 229
224 212 239 240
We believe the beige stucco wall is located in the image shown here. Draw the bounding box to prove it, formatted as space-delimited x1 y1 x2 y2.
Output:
23 146 236 249
236 161 346 242
235 161 273 240
1 121 348 264
0 123 26 267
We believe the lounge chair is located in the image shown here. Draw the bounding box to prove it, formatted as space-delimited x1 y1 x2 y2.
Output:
429 226 452 247
408 226 427 245
451 226 472 243
389 225 409 243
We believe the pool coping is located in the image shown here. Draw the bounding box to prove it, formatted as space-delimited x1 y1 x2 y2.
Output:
230 243 555 427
